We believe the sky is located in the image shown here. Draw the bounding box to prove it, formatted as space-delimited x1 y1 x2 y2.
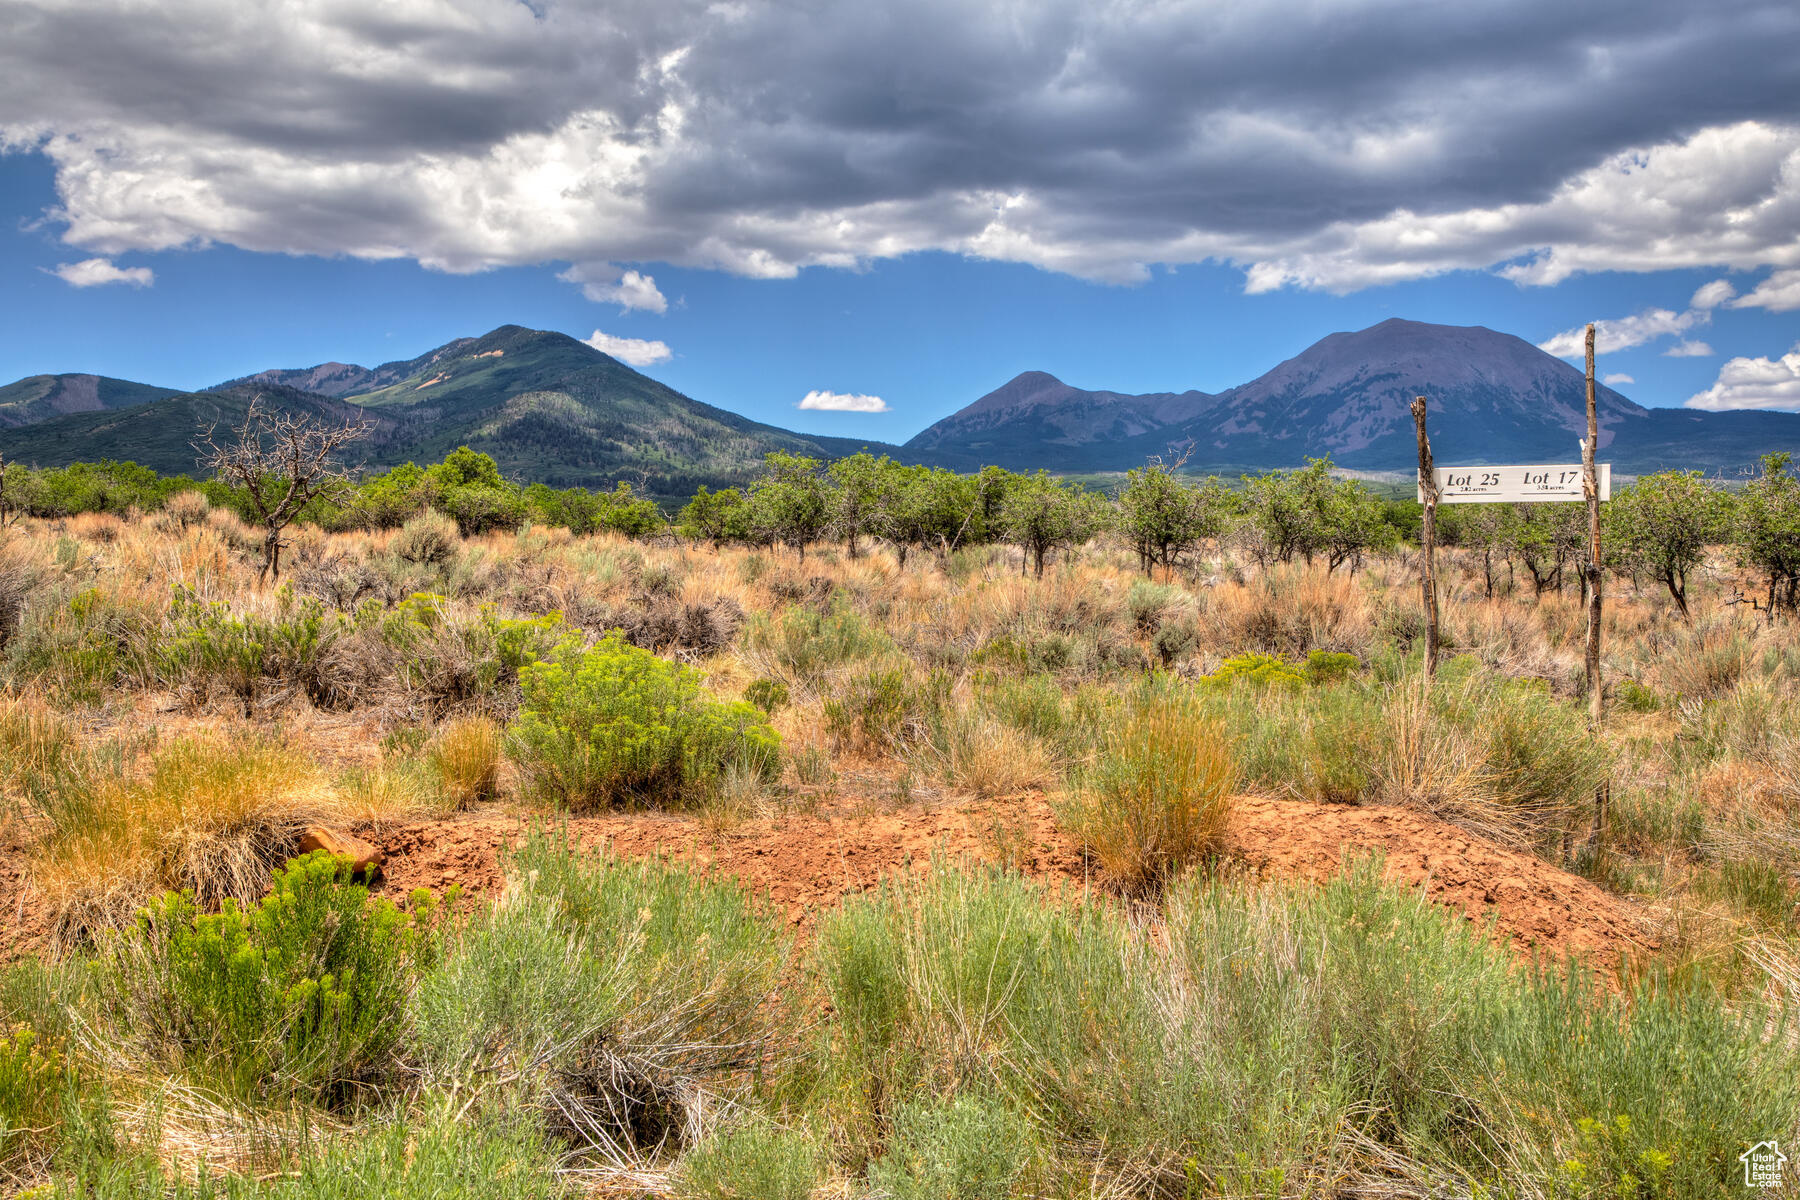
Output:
3 0 1799 446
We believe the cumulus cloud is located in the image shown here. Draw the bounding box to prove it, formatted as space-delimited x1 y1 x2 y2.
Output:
1665 340 1716 357
3 2 1799 291
1539 309 1701 358
1538 276 1737 358
797 390 888 413
1602 372 1634 386
1690 279 1737 309
47 257 152 287
559 264 668 312
1685 343 1800 411
582 329 672 367
1732 268 1800 312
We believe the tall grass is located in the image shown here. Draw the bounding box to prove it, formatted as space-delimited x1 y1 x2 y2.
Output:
1055 685 1236 891
813 860 1797 1197
29 734 339 939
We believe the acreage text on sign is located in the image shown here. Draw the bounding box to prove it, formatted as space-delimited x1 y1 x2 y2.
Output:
1421 463 1611 504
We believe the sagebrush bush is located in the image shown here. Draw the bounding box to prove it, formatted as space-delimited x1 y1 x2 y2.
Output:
675 1118 821 1200
868 1094 1038 1200
744 602 894 686
510 635 780 810
415 834 790 1163
101 852 451 1101
1057 686 1236 891
391 509 460 566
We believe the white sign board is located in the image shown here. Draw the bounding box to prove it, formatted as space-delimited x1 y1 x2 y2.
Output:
1421 463 1610 504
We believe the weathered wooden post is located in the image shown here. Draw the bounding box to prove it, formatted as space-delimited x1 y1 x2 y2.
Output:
1582 323 1609 841
1412 395 1440 675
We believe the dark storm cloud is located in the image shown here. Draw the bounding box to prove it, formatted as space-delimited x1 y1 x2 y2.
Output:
2 0 1797 288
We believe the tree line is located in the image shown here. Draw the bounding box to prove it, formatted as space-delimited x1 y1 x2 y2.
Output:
4 428 1798 615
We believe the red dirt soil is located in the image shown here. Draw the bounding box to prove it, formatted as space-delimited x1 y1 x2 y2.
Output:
368 793 1651 967
0 794 1650 967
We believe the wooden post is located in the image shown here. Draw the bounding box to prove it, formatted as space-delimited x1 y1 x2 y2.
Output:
1582 323 1609 843
1411 395 1440 675
1582 325 1603 724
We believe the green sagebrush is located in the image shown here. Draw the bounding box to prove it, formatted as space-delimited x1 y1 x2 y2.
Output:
509 633 780 810
100 851 453 1102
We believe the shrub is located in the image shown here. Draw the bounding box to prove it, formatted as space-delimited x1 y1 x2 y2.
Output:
510 635 780 810
0 1023 67 1177
1126 578 1185 634
1056 686 1236 891
868 1094 1038 1200
1206 651 1307 689
744 602 893 685
99 852 450 1101
676 1118 821 1200
1302 649 1359 684
391 509 460 566
743 677 789 715
823 665 942 750
162 488 212 530
1152 617 1199 665
415 834 791 1162
427 716 503 808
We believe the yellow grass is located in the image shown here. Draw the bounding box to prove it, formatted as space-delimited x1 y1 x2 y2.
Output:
428 715 504 809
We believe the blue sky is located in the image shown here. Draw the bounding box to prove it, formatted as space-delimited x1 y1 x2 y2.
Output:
3 0 1799 442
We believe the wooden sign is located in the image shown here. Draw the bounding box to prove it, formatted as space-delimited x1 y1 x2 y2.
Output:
1421 463 1610 504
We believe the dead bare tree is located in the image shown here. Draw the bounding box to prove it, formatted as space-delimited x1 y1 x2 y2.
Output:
194 397 372 581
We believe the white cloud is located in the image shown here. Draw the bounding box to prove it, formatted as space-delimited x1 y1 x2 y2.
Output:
3 4 1799 293
1602 372 1634 385
582 329 673 367
1537 272 1746 360
797 389 888 413
47 257 152 287
1731 268 1800 312
1244 123 1800 294
1538 308 1703 358
1689 279 1736 309
1664 340 1715 357
558 265 668 313
1685 343 1800 411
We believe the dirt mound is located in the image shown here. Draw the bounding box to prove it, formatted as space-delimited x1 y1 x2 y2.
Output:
372 799 1090 927
1224 797 1650 965
369 794 1651 967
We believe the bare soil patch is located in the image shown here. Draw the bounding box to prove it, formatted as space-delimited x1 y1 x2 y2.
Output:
0 786 1650 968
368 792 1651 967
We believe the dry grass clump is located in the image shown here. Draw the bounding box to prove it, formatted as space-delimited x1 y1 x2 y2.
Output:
914 707 1060 798
1200 564 1375 657
27 733 340 939
1056 688 1235 892
428 715 504 809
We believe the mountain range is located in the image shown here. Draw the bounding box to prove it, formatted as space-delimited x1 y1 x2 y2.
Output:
2 318 1797 493
907 319 1800 476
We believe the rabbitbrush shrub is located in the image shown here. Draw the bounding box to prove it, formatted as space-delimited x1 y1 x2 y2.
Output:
101 851 451 1101
0 1022 68 1177
510 634 779 810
